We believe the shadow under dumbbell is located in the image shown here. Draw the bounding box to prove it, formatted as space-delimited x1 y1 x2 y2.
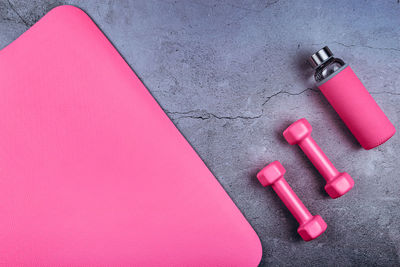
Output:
249 168 303 243
275 121 330 198
275 120 294 145
295 146 331 199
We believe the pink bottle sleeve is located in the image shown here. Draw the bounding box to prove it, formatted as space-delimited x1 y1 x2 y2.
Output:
318 65 395 150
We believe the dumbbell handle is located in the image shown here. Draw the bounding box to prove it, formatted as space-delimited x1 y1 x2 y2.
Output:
272 178 313 225
299 136 338 183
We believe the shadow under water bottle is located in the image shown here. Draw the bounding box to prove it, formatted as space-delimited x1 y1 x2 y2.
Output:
309 46 395 150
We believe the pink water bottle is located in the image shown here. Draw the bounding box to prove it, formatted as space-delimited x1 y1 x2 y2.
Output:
309 46 395 150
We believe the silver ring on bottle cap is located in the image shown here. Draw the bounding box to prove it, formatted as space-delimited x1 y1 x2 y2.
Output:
308 46 333 69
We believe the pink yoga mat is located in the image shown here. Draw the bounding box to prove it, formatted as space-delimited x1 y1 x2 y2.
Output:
0 5 261 266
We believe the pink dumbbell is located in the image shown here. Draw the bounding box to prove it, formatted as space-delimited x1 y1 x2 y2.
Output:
257 161 327 241
283 118 354 199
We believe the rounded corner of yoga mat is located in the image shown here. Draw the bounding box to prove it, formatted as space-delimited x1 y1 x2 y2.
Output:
0 5 262 266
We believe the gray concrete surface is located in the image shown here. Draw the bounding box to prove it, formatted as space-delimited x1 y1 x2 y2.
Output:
1 0 399 265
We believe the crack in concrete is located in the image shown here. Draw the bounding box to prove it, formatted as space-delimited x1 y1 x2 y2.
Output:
166 110 262 120
228 0 280 12
335 41 400 52
225 0 280 26
6 0 31 28
260 88 318 106
165 89 399 121
166 87 318 121
312 41 400 53
186 0 280 13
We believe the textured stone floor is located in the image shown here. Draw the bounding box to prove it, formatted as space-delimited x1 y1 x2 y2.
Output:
1 0 399 265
